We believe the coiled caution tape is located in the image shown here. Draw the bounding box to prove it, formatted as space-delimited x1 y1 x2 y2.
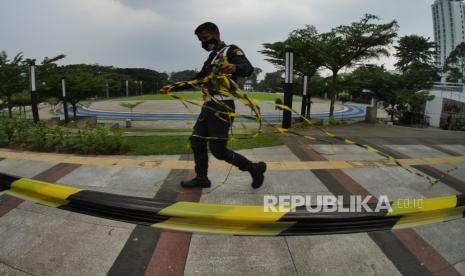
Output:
164 55 455 186
1 172 464 236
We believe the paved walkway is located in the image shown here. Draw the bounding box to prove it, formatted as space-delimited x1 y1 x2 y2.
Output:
0 123 464 275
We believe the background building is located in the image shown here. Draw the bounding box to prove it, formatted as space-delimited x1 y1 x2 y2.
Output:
425 0 465 128
432 0 465 69
425 82 465 127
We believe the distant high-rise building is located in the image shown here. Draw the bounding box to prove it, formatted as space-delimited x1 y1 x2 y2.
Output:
432 0 465 69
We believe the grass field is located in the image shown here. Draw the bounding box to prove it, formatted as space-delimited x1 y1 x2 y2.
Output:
114 92 303 102
122 127 192 133
125 133 282 155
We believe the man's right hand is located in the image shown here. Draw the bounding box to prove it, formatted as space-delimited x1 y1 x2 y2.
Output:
159 85 172 94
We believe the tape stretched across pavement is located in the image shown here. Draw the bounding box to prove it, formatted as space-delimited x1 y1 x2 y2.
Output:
1 172 464 236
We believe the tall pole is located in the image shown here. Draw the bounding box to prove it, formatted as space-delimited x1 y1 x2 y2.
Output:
300 75 308 121
106 82 109 99
62 79 69 123
29 60 40 122
306 90 312 119
282 48 294 129
126 80 129 97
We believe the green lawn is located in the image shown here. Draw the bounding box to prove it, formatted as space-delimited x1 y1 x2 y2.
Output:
125 133 282 155
114 92 302 102
122 127 192 133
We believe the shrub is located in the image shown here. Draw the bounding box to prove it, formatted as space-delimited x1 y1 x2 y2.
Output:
338 91 350 103
328 116 337 126
0 120 10 146
26 123 48 151
0 118 127 154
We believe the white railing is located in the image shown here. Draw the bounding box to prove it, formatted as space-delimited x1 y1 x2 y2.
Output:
432 82 464 92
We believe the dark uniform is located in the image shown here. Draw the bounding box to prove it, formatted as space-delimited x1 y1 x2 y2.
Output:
189 42 255 180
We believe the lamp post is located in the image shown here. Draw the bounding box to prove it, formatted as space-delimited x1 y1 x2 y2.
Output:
300 75 308 121
106 81 109 99
306 88 312 119
126 80 129 97
282 48 294 129
29 60 40 122
62 79 69 123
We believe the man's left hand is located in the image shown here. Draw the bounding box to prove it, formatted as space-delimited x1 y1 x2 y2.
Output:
221 64 236 74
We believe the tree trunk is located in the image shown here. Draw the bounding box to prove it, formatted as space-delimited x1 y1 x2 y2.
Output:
8 102 13 119
390 104 395 122
329 73 338 117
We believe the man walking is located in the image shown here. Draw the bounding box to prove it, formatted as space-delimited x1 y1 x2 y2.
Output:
161 22 266 189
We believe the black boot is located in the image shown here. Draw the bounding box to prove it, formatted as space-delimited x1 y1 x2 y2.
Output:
180 177 211 188
249 162 267 189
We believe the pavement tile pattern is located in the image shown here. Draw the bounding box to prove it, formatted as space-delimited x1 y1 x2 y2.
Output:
0 124 464 276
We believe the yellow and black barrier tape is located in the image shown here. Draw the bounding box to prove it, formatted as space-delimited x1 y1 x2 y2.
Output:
1 172 464 236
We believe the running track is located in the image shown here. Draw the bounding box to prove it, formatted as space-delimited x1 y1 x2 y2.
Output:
58 105 366 121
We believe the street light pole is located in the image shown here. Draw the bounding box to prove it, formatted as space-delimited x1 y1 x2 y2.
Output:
282 48 294 129
126 80 129 97
106 82 109 99
29 60 40 123
300 75 308 121
62 79 69 123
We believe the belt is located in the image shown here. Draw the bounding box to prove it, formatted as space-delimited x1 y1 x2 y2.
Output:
206 94 234 101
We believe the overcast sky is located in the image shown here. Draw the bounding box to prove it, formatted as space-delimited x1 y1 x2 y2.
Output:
0 0 434 78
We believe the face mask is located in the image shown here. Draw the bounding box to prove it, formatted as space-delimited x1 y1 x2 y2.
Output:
201 37 218 52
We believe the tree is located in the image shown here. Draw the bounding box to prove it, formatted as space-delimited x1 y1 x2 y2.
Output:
319 14 398 117
10 90 31 116
61 65 168 97
256 71 283 92
0 51 27 118
116 67 168 95
342 36 437 123
236 67 262 90
119 101 144 125
170 70 198 83
444 42 465 82
261 26 323 76
261 25 324 101
394 35 436 73
341 65 398 121
56 66 107 118
342 65 391 100
33 55 67 104
46 97 59 112
394 35 437 120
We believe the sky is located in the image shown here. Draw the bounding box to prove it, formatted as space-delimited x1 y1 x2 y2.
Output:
0 0 435 79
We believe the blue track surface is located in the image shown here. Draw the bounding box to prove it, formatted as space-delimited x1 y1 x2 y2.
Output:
58 105 366 121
